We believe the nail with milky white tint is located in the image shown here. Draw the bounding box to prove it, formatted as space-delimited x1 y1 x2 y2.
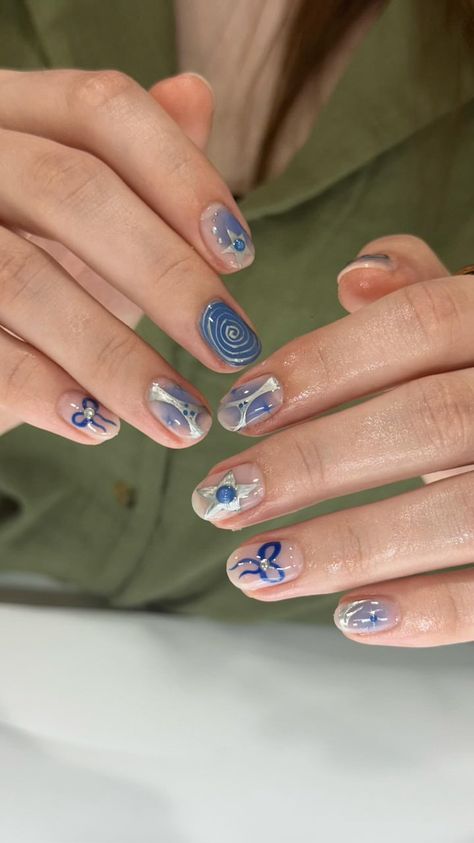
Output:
337 253 396 284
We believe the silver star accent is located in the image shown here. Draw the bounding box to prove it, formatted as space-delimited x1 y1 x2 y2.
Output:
149 382 205 439
222 377 280 431
221 228 253 267
197 469 260 521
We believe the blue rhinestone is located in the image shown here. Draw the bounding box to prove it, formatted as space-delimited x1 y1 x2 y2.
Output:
369 611 378 624
183 410 188 415
216 484 237 504
233 238 246 252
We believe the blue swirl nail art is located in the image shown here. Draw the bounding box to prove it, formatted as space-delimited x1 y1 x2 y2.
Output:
229 541 285 584
200 300 261 367
71 397 117 434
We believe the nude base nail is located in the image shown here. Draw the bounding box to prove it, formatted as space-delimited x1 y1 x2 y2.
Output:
227 539 303 590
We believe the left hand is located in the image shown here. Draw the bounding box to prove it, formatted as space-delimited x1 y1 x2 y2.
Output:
192 235 474 648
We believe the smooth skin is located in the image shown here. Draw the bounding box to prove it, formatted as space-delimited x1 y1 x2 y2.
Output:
0 69 255 444
201 235 474 648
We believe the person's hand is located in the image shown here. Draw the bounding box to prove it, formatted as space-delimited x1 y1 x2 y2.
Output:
0 69 259 444
192 235 474 647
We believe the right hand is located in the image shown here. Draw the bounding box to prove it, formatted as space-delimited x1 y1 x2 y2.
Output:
0 69 259 446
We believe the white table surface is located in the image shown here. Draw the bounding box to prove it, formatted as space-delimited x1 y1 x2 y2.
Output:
0 605 472 843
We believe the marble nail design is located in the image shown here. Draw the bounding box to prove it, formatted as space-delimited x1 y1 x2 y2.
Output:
227 540 303 591
192 463 264 522
200 203 255 270
59 392 120 439
337 253 396 283
148 379 212 440
200 300 261 367
335 598 400 634
218 375 283 431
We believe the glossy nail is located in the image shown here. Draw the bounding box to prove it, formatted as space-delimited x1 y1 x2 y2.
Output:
334 598 400 634
227 539 304 590
200 203 255 271
337 253 396 283
59 392 120 440
148 379 212 440
192 463 264 522
218 375 283 431
200 300 261 367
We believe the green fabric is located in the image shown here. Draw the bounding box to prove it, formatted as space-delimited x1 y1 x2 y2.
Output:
0 0 473 622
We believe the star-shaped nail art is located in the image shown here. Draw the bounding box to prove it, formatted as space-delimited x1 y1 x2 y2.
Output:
196 469 261 521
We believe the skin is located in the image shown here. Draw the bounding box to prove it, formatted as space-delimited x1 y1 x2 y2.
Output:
0 69 253 444
203 234 474 648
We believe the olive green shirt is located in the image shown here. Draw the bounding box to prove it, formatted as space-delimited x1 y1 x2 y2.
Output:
0 0 473 622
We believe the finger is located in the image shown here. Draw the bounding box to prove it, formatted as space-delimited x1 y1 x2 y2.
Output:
217 268 474 433
0 226 213 446
337 234 448 313
224 469 474 603
0 129 261 371
148 73 214 151
334 568 474 647
0 327 120 443
193 367 474 527
0 69 254 274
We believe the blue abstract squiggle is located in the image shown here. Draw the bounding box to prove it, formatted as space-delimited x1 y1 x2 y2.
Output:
200 300 261 366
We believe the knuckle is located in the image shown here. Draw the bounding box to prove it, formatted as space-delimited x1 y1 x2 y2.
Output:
399 281 463 350
94 330 139 384
410 375 474 454
153 252 198 295
29 146 103 209
1 348 41 405
289 430 327 495
69 69 136 112
327 520 370 581
0 238 48 310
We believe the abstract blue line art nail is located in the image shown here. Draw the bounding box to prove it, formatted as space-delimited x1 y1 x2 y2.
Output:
227 540 304 591
200 300 261 367
59 392 120 440
192 463 265 522
200 203 255 271
218 375 283 431
148 379 212 440
335 598 401 634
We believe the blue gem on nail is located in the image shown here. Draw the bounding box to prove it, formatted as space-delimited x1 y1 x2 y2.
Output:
200 300 261 367
71 397 117 434
197 469 260 520
233 237 246 252
229 541 285 584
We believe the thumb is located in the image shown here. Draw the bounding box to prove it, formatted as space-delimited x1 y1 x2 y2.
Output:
336 234 449 314
148 72 214 151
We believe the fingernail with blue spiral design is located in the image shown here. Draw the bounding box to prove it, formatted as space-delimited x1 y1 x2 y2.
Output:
59 391 120 440
227 540 304 591
200 203 255 271
148 378 212 440
200 300 261 367
218 374 283 431
334 598 401 634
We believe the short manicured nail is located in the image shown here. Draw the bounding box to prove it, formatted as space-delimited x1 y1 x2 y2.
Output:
218 375 283 431
192 463 264 522
200 203 255 271
200 300 261 367
334 598 401 634
148 378 212 440
59 392 120 440
337 253 396 283
227 539 304 591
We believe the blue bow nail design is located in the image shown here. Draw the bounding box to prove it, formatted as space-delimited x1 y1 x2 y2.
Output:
71 397 117 434
229 541 285 583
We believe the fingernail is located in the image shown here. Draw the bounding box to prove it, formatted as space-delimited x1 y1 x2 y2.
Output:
227 539 304 591
334 598 401 634
337 253 396 283
59 392 120 440
148 378 212 440
218 375 283 431
200 300 261 367
200 203 255 271
192 463 264 522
